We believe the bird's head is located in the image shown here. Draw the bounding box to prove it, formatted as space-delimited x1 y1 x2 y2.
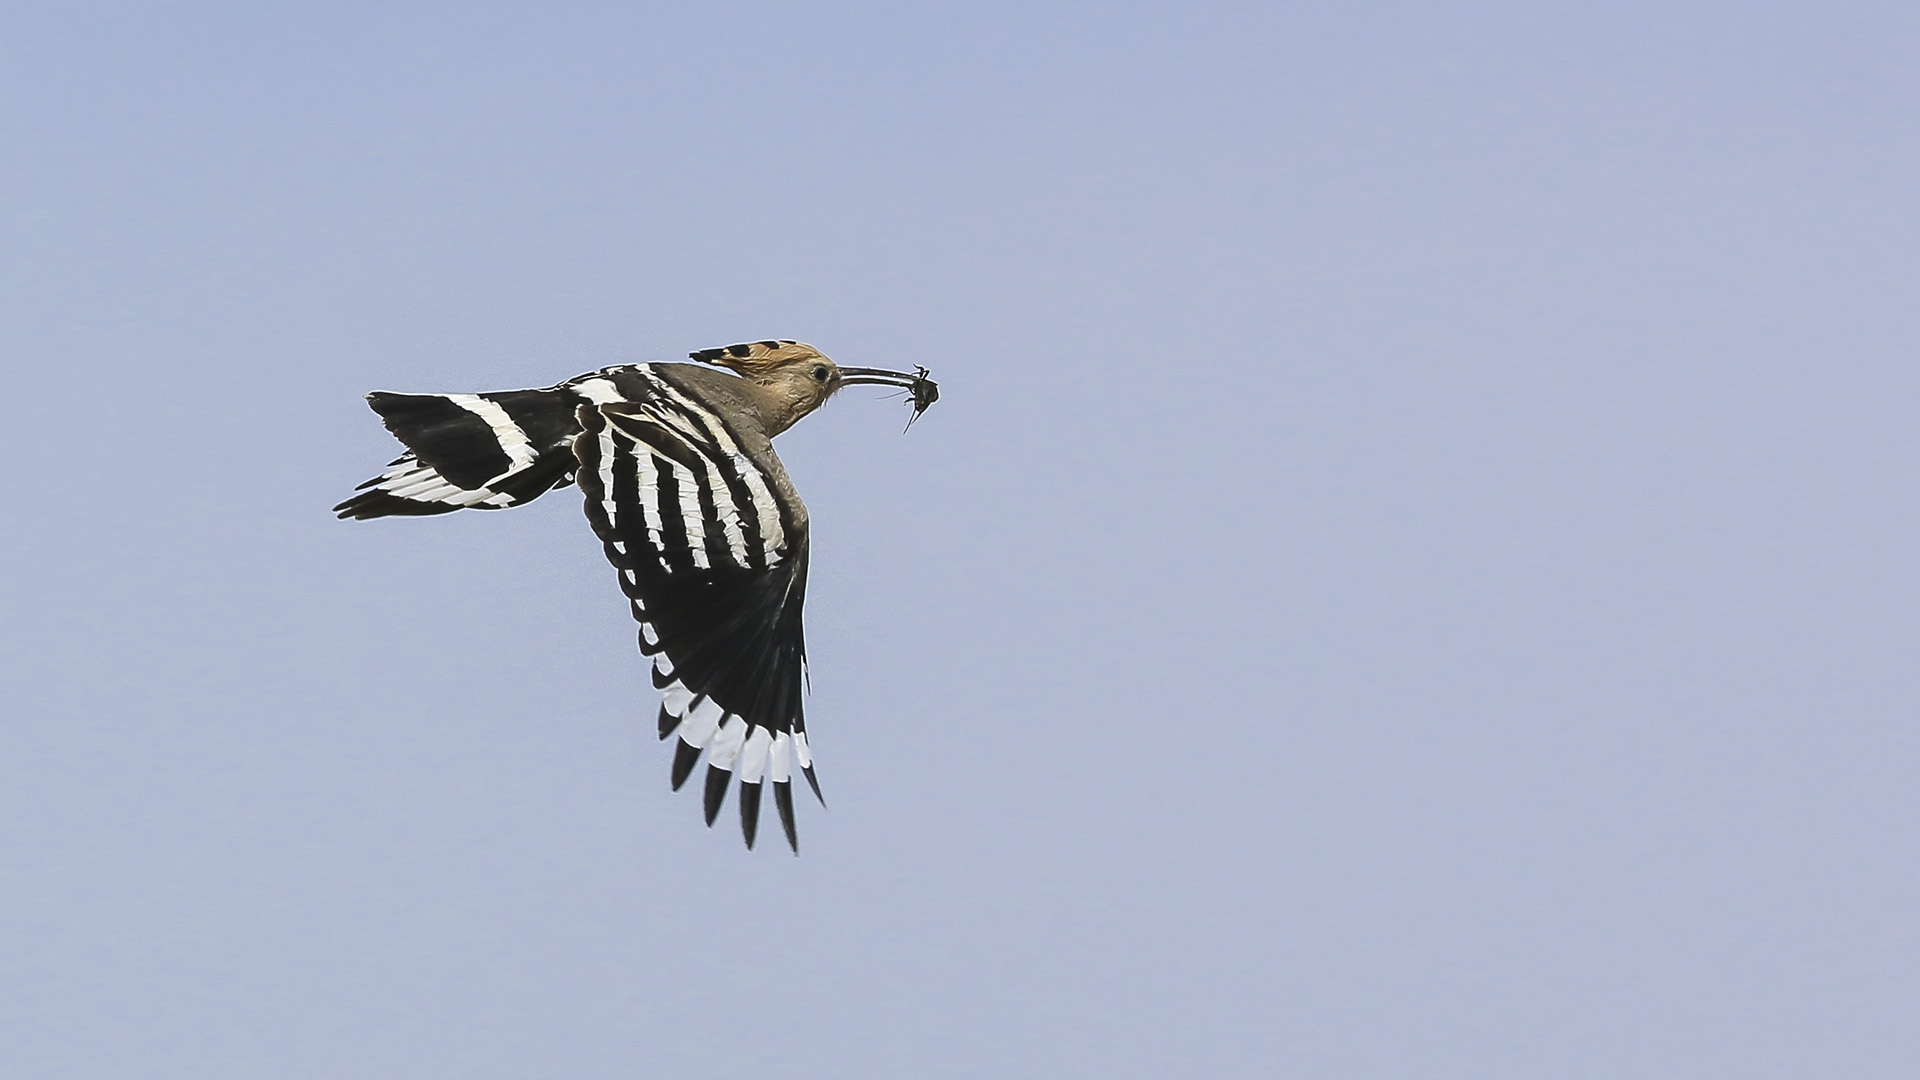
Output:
690 340 938 434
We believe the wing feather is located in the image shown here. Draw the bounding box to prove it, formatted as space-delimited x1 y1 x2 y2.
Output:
574 394 813 853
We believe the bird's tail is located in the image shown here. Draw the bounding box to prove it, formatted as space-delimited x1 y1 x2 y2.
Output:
334 388 584 519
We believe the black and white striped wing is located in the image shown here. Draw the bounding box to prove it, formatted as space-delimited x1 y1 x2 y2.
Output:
574 393 817 852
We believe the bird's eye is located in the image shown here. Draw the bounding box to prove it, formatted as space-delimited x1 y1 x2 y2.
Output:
811 366 830 383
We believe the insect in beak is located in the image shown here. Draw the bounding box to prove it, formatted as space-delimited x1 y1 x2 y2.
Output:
839 366 940 430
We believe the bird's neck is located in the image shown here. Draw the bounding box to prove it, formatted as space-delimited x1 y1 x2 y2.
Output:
742 378 816 437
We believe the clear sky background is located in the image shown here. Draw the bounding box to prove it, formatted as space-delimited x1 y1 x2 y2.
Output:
4 2 1917 1076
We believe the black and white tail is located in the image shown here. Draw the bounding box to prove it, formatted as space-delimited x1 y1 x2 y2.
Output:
333 389 584 519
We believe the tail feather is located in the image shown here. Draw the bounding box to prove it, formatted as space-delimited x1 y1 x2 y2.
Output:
334 387 584 520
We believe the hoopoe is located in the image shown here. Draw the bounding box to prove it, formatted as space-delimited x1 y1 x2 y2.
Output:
335 341 938 853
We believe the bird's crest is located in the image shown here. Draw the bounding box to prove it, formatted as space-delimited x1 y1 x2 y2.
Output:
690 340 826 377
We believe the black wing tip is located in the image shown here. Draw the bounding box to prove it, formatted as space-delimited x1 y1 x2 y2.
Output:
656 705 680 741
739 780 763 849
670 739 702 791
702 764 730 826
774 780 798 854
802 765 825 808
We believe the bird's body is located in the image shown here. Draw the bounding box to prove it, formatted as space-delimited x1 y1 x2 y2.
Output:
336 341 937 852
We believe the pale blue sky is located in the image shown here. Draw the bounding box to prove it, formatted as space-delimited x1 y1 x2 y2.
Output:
4 3 1918 1076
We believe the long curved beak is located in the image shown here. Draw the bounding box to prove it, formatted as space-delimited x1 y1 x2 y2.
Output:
839 366 933 392
839 365 940 427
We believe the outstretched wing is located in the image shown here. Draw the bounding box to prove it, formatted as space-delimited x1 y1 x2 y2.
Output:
574 384 817 853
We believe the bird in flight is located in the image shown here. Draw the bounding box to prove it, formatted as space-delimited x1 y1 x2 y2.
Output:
335 341 939 852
